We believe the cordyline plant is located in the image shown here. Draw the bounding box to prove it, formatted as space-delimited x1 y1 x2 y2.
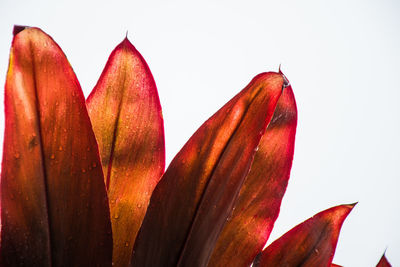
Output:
0 26 392 267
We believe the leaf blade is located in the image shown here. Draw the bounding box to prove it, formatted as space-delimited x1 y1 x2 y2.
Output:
209 79 297 267
131 72 286 266
253 204 355 267
376 253 392 267
86 38 165 266
1 27 112 266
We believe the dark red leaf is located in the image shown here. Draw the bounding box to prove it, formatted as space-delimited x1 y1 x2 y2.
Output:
1 27 112 266
253 204 355 267
376 253 392 267
87 38 165 266
131 72 286 266
209 78 297 267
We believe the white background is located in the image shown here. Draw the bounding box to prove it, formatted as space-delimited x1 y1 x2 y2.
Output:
0 0 399 266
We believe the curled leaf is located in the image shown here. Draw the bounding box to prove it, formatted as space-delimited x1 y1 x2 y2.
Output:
1 27 112 266
87 38 165 266
131 72 286 266
253 204 355 267
209 77 297 267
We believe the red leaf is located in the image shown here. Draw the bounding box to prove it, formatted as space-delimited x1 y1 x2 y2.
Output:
209 77 297 267
86 38 165 266
331 264 343 267
376 253 392 267
131 72 287 266
1 27 112 266
253 204 355 267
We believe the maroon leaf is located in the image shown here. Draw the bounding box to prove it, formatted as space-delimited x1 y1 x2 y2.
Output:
1 27 112 266
209 77 297 267
376 253 392 267
131 72 287 266
253 204 355 267
87 38 165 266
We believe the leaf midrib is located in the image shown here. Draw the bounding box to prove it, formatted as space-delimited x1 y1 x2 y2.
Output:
29 39 53 267
105 51 128 192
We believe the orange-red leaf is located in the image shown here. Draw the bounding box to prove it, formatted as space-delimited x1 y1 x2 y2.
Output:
376 253 392 267
131 72 286 266
209 78 297 267
1 27 112 266
86 38 165 266
253 204 355 267
331 264 343 267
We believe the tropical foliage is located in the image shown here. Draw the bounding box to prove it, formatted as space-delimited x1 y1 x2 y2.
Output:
0 26 391 267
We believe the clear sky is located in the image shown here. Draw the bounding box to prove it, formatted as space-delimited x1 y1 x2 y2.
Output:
0 0 399 266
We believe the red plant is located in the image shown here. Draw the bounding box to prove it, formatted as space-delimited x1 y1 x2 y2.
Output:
0 26 392 267
376 253 392 267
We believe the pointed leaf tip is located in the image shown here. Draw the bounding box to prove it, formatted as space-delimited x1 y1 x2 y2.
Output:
122 36 130 45
348 202 358 208
376 253 392 267
13 25 29 36
254 204 354 267
278 69 290 89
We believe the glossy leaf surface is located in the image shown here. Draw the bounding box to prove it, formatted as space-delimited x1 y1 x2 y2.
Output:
209 80 297 267
131 72 286 266
87 38 165 266
1 27 112 266
376 253 392 267
254 204 355 267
